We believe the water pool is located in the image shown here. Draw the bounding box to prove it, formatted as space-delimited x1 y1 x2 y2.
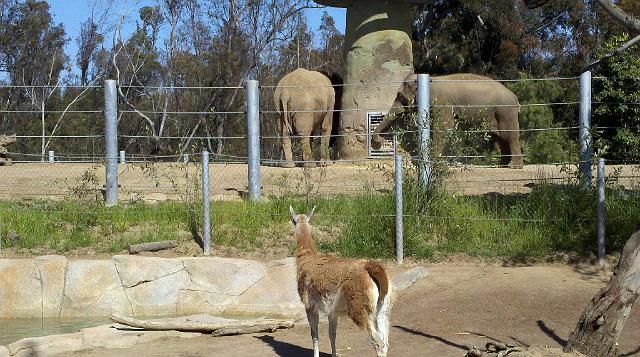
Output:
0 318 109 346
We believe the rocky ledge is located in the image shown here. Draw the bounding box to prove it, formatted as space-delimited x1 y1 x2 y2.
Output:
0 255 303 320
0 255 427 320
0 255 427 357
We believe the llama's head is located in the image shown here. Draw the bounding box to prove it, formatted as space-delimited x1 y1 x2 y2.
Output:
290 205 316 226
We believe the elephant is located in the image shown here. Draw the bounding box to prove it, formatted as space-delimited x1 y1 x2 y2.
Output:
372 73 524 168
274 68 342 168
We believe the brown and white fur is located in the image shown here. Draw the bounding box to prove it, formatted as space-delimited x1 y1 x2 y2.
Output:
290 206 393 357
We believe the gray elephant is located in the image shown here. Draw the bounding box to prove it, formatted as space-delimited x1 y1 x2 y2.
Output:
274 68 341 168
372 73 524 168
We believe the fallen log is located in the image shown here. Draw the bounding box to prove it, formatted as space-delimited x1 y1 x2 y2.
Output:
564 229 640 357
109 314 294 335
128 240 177 254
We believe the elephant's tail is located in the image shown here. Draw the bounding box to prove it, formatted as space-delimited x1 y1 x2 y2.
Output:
280 97 293 135
509 91 521 113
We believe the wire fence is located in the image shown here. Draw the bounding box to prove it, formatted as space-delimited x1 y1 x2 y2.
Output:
1 74 639 195
1 73 639 258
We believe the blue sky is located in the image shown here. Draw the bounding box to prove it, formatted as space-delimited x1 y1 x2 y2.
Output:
48 0 346 64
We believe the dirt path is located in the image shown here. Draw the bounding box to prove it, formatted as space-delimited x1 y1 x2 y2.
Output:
2 162 638 200
71 263 640 357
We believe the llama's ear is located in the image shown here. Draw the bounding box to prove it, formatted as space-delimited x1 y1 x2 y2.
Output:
307 206 316 222
290 205 297 224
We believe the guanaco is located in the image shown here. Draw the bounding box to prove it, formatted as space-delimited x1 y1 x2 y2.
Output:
290 206 393 357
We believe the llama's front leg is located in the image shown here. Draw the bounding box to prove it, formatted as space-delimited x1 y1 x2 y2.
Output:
328 312 338 357
306 307 320 357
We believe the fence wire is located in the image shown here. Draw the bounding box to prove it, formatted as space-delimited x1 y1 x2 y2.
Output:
1 75 639 258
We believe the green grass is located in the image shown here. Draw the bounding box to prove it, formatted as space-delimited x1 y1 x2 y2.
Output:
1 181 639 260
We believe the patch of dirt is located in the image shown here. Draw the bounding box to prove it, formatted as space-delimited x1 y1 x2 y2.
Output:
69 264 640 357
2 162 638 201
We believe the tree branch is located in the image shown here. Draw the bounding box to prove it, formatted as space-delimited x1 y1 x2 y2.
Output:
580 33 640 73
596 0 640 34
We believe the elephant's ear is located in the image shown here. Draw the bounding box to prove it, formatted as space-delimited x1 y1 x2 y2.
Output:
397 74 418 106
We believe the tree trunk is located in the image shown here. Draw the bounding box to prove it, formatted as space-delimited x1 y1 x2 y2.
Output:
216 116 224 156
110 314 294 334
564 230 640 357
128 240 177 254
595 0 640 34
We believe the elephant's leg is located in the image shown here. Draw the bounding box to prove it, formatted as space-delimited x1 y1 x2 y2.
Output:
300 131 316 168
492 133 511 166
281 119 295 168
495 108 523 169
320 111 333 166
431 109 453 160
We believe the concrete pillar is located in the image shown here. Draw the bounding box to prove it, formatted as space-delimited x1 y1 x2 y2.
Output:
317 0 415 159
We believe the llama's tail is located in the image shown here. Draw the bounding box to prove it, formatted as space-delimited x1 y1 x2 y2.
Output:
365 261 393 350
364 261 389 300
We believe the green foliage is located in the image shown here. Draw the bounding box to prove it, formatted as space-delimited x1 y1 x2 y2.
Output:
0 201 190 253
413 0 597 77
593 34 640 162
0 0 67 85
508 78 577 164
1 178 639 260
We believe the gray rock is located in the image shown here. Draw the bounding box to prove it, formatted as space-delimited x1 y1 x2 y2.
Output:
126 268 189 316
5 231 19 244
226 257 305 320
80 325 202 349
60 260 131 318
7 332 89 357
177 257 267 316
112 255 188 316
392 266 428 291
0 259 42 318
112 255 185 288
34 255 67 318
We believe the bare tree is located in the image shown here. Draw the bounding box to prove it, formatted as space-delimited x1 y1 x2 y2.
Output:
564 229 640 357
525 0 639 33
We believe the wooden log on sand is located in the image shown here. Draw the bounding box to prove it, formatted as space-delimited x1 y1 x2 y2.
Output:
564 229 640 357
110 314 295 336
128 240 177 254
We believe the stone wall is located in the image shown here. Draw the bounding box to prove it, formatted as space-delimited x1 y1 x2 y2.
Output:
0 255 304 320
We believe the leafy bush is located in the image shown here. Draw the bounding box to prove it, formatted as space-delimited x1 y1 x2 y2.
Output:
508 78 576 164
593 34 640 163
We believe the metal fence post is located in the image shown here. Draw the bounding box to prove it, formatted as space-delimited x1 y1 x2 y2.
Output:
104 80 118 206
417 74 431 187
597 158 606 264
246 80 261 201
395 153 404 265
202 151 211 255
48 151 54 163
119 150 126 164
579 71 592 190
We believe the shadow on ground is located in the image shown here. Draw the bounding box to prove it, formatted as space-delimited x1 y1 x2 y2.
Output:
536 320 567 347
255 335 331 357
394 325 468 350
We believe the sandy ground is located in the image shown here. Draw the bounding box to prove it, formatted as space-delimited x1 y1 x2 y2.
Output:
1 162 638 200
70 263 640 357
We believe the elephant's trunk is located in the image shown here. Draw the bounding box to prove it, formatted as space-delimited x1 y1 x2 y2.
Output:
371 133 385 150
